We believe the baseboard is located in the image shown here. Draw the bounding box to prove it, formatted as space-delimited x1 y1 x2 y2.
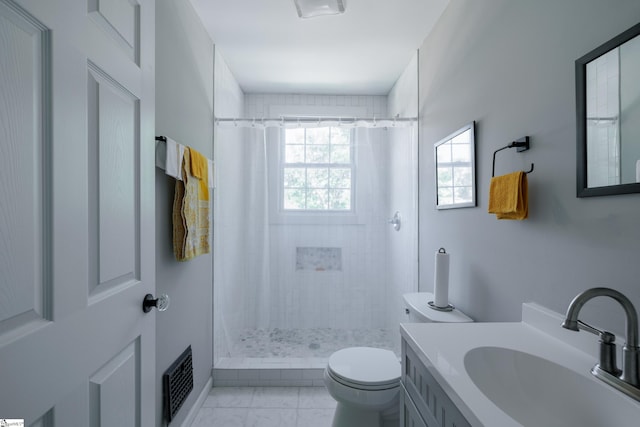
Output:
180 376 212 427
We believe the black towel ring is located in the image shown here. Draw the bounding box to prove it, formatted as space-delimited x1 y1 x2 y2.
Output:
492 136 534 177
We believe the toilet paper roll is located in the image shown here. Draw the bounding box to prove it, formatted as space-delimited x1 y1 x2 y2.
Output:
433 248 450 308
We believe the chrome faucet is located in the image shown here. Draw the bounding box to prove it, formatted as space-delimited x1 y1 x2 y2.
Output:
562 287 640 401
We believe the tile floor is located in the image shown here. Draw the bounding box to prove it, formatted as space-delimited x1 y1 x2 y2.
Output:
191 386 336 427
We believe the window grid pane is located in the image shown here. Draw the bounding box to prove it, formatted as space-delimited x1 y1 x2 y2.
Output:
435 127 474 207
283 127 354 211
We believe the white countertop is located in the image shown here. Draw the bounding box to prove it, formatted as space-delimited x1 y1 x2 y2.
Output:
400 303 640 426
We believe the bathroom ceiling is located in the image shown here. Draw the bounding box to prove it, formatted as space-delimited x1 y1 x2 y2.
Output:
190 0 449 95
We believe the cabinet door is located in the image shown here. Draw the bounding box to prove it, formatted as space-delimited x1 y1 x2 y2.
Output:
402 339 472 427
401 385 428 427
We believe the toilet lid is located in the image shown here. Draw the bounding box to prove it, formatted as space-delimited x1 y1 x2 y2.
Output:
328 347 400 387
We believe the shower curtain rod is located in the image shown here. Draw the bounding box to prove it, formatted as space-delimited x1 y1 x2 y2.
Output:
214 116 417 129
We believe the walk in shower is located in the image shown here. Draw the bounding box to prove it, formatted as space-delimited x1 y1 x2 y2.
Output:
212 92 418 369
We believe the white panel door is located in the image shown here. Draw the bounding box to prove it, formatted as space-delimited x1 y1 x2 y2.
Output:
0 0 155 425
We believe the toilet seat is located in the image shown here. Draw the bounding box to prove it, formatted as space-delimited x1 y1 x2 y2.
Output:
327 347 400 391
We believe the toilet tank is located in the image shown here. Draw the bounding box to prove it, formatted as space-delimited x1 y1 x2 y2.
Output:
403 292 473 323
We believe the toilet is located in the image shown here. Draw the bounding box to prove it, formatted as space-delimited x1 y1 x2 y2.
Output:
323 291 473 427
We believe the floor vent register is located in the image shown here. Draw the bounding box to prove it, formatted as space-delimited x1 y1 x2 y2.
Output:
163 345 193 423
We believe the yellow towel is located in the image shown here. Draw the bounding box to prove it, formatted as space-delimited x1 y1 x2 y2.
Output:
189 147 209 201
488 171 528 220
173 149 210 261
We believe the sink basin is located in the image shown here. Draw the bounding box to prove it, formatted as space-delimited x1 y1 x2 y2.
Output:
464 346 639 426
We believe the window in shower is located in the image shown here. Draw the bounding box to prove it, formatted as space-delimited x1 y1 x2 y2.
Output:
281 126 355 211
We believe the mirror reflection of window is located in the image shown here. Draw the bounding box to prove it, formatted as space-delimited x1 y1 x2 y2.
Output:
586 33 640 187
586 48 620 187
620 34 640 184
435 122 476 209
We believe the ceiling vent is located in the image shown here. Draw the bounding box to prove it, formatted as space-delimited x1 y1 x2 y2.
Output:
294 0 346 18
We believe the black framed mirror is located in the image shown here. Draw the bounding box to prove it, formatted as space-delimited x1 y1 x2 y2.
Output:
576 22 640 197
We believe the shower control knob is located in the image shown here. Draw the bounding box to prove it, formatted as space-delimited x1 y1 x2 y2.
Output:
142 293 170 313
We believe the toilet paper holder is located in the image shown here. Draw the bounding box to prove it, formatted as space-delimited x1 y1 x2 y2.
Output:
429 247 454 311
428 300 455 312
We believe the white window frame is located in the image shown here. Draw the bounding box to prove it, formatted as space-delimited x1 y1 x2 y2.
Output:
280 125 356 213
267 105 369 225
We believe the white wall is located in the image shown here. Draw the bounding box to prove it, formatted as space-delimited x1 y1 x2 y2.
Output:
418 0 640 335
155 0 213 424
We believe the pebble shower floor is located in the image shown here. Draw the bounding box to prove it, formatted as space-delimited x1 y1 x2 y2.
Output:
230 328 399 358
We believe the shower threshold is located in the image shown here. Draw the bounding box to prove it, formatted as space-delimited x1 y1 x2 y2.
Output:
213 357 330 387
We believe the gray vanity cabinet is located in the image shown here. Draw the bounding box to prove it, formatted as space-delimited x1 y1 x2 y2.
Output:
400 338 472 427
400 382 428 427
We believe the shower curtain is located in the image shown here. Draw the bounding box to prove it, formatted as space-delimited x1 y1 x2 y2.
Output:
244 127 272 327
214 121 416 359
213 126 272 361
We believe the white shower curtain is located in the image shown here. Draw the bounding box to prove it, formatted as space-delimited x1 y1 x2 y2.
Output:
213 126 272 359
243 127 272 327
251 125 391 331
214 121 417 359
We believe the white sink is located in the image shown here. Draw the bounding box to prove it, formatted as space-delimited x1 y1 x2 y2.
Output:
464 346 639 426
401 304 640 426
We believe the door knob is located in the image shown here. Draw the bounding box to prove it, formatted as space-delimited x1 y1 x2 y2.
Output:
142 293 170 313
388 211 401 231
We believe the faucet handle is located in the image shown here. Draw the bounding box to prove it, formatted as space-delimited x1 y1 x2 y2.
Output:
577 320 615 343
577 321 621 376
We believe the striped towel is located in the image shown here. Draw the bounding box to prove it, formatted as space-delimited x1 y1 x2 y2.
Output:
173 148 210 260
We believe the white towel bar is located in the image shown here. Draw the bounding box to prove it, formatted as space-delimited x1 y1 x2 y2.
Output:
155 136 215 188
